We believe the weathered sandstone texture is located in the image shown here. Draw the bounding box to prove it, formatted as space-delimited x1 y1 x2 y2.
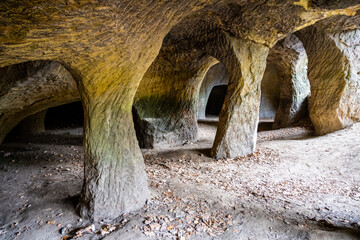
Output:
259 64 280 120
0 61 80 143
298 27 360 135
268 34 311 129
14 110 47 135
210 37 269 159
134 48 217 148
1 0 359 220
197 62 280 121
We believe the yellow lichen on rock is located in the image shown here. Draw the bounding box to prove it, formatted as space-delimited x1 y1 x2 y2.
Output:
294 0 311 10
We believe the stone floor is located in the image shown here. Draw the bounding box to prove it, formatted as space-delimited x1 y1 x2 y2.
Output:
0 120 359 239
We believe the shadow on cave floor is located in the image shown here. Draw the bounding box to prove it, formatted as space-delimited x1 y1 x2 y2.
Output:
152 119 315 158
3 128 83 146
1 122 359 239
0 137 84 240
141 122 360 239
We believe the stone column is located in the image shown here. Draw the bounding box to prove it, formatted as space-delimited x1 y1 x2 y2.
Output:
77 61 153 221
298 27 360 135
269 34 310 129
210 36 269 159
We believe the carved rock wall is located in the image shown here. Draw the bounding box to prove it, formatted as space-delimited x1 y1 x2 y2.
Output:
134 49 217 148
298 27 360 135
0 61 80 143
0 0 359 221
13 110 47 135
268 34 311 129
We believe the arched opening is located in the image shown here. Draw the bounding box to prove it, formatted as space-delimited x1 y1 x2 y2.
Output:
198 61 282 133
1 1 360 238
205 85 227 117
45 101 84 130
0 60 81 143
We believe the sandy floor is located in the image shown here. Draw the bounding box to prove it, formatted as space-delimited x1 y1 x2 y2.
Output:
0 121 359 240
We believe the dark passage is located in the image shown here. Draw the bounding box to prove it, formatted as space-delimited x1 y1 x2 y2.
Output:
45 101 84 129
205 85 227 116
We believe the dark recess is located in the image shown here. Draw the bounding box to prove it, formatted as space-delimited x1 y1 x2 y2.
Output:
206 85 227 116
45 101 84 129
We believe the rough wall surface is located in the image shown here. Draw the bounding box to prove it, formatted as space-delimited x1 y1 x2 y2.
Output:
298 27 360 135
1 0 359 221
0 61 80 143
268 34 310 128
211 37 269 159
134 49 217 148
14 110 47 135
259 64 280 120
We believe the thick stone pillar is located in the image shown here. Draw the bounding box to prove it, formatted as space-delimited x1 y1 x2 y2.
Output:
15 110 47 135
298 28 360 135
210 37 269 159
77 61 153 221
0 61 80 143
197 63 229 120
268 34 310 129
134 50 217 148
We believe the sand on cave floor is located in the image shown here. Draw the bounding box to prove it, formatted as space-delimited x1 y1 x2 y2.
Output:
0 120 359 240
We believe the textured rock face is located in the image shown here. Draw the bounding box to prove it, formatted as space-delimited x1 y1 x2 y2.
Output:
134 49 217 148
259 64 280 120
1 0 359 221
268 34 310 129
298 27 360 135
211 37 269 159
198 62 280 121
14 110 47 135
0 61 80 143
198 63 229 120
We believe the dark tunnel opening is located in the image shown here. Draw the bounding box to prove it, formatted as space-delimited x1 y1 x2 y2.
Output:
45 101 84 130
205 85 227 117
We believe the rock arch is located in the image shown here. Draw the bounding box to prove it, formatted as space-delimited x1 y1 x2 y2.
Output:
268 34 311 129
0 61 80 143
0 0 358 221
197 63 230 120
135 26 269 158
297 26 360 135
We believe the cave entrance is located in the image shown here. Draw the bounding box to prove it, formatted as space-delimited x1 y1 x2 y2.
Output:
205 85 227 117
4 101 84 145
45 101 84 130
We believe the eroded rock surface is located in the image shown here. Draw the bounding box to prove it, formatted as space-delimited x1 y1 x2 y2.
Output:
268 34 310 129
0 0 360 221
0 61 80 143
298 27 360 135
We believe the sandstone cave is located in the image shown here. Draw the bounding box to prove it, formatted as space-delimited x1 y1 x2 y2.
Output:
0 1 360 239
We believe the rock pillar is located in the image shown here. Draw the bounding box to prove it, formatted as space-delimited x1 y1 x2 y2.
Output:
210 36 269 158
